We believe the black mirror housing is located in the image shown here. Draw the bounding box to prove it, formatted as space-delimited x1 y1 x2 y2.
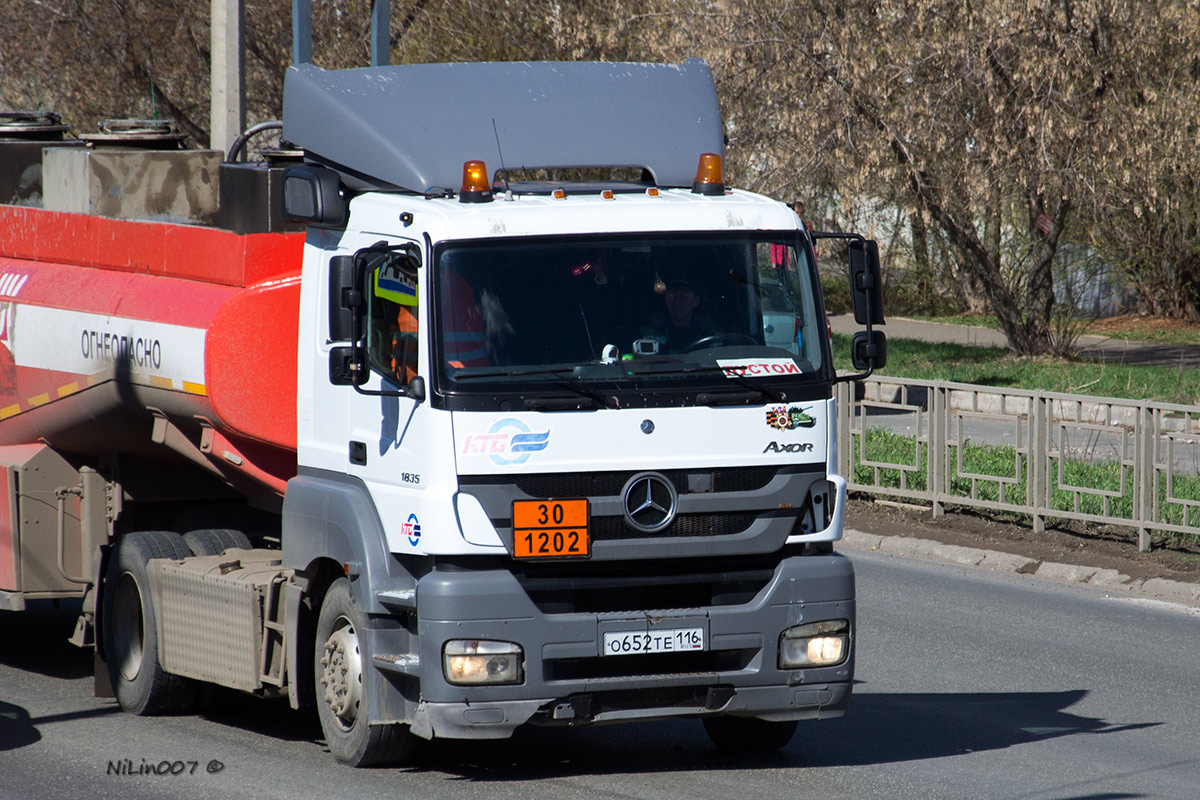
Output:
282 165 348 228
851 330 887 371
849 239 884 326
327 255 361 342
329 345 368 386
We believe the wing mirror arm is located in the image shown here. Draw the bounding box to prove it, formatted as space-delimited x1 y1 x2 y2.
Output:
327 245 425 402
810 231 887 384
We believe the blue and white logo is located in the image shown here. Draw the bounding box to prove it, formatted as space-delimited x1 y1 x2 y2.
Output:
460 417 551 466
402 513 421 547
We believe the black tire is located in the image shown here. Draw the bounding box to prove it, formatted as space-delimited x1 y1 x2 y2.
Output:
314 577 417 766
703 716 798 753
183 528 253 557
101 531 198 715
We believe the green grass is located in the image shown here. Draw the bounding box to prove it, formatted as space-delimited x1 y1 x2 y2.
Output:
832 333 1200 405
852 427 1200 544
915 313 1200 347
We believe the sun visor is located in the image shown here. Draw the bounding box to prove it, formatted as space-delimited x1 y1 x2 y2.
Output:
282 60 725 192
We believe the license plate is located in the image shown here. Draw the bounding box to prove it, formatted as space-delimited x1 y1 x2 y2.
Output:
512 499 590 559
602 627 705 656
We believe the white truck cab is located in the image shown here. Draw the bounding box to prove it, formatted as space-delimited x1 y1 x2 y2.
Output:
278 60 885 764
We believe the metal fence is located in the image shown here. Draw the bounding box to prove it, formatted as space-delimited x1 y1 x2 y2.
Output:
835 378 1200 551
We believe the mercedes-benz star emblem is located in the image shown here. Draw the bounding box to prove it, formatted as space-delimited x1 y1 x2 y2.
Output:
622 472 678 533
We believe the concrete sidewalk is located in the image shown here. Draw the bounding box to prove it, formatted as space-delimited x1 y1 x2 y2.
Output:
828 314 1200 368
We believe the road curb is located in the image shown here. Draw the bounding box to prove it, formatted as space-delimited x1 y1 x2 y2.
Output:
841 529 1200 609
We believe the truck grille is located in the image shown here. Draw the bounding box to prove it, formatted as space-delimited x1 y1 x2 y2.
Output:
512 465 778 498
591 512 757 540
511 548 793 614
458 464 823 559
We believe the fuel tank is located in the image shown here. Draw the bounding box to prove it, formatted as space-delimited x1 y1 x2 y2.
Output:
0 205 304 495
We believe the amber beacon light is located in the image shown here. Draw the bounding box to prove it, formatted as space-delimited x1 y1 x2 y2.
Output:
691 153 725 195
459 160 494 203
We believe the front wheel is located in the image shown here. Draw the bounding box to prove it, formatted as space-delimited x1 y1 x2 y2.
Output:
703 716 798 753
314 577 417 766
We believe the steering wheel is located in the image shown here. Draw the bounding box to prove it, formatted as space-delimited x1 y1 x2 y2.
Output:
683 332 758 351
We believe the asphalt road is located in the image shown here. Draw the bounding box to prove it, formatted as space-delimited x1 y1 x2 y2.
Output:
2 551 1197 800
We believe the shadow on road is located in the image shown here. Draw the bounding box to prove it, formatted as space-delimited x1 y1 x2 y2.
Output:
197 687 324 744
0 600 91 679
385 688 1159 780
797 689 1157 767
0 701 39 751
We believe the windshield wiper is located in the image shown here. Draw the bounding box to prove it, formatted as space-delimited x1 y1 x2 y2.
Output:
451 365 579 379
653 364 788 403
530 373 618 409
695 389 769 406
452 366 618 409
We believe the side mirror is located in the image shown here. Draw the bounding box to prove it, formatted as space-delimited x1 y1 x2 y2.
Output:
329 345 368 386
328 255 360 342
328 242 425 401
851 330 887 371
848 238 884 326
282 165 348 228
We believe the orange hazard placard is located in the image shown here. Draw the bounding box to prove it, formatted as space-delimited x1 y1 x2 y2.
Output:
512 499 590 559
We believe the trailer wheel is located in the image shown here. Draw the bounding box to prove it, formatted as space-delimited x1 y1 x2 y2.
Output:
184 528 253 556
101 531 198 715
702 716 798 753
315 577 416 766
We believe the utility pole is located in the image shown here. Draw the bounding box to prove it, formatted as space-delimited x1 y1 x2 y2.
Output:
210 0 246 158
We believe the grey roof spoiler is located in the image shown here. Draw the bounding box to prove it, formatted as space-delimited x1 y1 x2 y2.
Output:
281 60 724 193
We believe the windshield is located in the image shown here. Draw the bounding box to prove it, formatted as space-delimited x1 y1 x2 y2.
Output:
433 233 826 408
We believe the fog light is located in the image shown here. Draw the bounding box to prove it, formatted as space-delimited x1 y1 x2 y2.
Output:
443 640 524 685
779 620 849 668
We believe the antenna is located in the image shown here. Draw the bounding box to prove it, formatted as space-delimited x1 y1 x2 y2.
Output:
492 118 511 197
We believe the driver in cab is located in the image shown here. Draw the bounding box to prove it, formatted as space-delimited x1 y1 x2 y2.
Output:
640 277 719 354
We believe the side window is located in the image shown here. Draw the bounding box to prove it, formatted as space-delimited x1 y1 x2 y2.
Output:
365 250 420 385
756 242 801 355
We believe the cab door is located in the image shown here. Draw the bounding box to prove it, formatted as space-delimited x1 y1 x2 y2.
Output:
340 234 453 556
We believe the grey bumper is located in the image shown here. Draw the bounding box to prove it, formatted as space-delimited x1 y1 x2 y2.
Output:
375 552 855 740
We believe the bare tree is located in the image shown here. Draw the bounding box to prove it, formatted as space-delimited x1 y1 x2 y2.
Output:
1083 12 1200 322
4 0 1196 346
686 0 1199 354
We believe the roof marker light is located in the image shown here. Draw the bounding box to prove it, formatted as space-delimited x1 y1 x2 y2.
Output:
553 188 566 200
646 187 660 197
459 160 493 203
692 153 725 196
601 189 614 200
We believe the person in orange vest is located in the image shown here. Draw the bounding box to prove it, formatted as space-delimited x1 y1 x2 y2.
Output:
390 305 419 383
440 268 489 369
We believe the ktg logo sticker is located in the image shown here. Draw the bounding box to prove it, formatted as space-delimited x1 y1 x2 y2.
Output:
766 405 816 430
401 513 421 547
460 418 550 466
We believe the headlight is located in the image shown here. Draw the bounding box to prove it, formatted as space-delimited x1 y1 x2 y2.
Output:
443 640 524 685
779 619 849 668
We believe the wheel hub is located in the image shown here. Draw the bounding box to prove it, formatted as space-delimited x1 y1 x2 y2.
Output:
112 572 145 682
319 619 363 730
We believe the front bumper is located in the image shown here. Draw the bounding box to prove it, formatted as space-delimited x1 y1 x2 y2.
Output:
373 552 854 740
